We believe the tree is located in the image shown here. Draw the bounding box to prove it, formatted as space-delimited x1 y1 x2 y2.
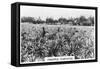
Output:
46 17 55 24
58 17 67 24
78 16 87 25
36 17 45 24
21 17 35 23
79 16 87 22
88 16 94 26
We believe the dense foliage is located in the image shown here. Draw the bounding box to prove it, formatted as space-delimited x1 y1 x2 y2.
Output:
21 23 94 62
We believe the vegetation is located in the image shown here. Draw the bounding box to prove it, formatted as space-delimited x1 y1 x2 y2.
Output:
21 16 94 26
21 23 94 62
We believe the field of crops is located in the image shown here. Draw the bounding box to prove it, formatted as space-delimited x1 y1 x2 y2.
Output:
20 23 95 63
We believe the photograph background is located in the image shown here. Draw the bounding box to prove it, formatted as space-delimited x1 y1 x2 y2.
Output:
0 0 100 69
20 5 95 63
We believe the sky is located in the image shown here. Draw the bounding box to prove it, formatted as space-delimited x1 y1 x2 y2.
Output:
20 5 95 20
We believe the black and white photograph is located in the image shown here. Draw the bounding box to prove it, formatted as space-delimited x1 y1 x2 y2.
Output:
20 5 96 64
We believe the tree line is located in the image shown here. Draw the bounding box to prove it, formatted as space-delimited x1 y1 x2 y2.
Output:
21 16 94 26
